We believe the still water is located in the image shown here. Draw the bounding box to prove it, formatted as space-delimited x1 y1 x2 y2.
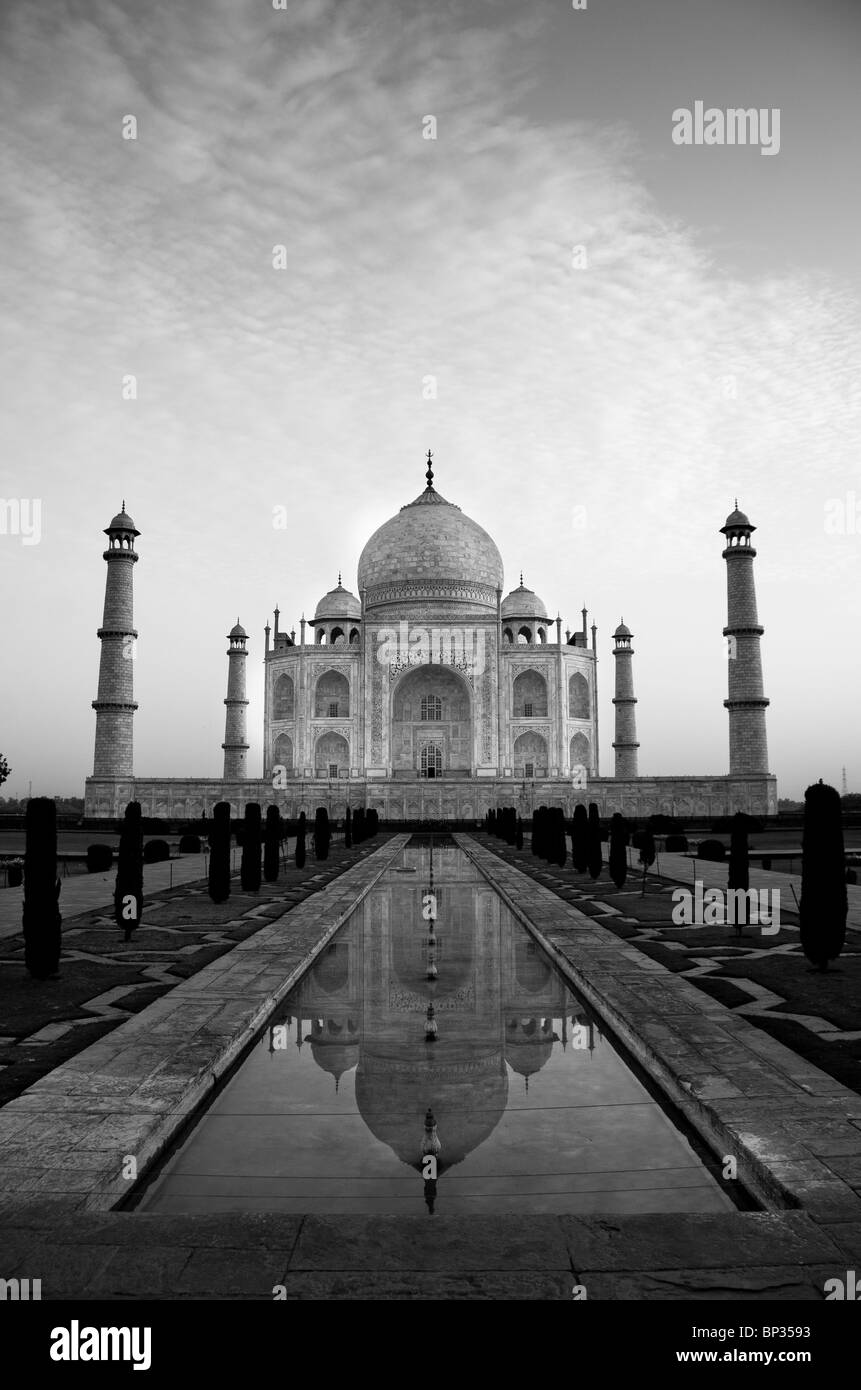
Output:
139 842 734 1215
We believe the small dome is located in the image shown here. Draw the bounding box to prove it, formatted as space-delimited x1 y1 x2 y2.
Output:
722 506 753 531
614 621 631 638
105 503 139 536
313 581 361 622
229 620 247 638
501 580 548 620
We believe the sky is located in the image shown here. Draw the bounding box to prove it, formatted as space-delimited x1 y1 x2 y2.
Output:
1 0 859 801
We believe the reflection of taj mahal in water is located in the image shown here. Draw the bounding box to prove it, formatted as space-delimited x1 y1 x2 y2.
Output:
276 846 595 1180
85 454 776 820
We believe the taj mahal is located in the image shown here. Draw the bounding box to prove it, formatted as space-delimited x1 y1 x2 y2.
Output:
84 453 777 822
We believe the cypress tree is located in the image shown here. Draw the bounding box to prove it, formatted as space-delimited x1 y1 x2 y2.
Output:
800 781 847 971
295 811 307 868
314 807 331 860
22 797 62 979
587 803 603 879
727 812 750 936
639 826 656 896
263 805 281 883
114 800 144 941
552 807 567 867
571 804 589 873
240 804 262 891
515 815 524 850
345 806 352 848
208 801 232 903
609 813 628 889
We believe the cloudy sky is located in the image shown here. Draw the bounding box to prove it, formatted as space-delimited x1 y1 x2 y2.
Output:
1 0 859 800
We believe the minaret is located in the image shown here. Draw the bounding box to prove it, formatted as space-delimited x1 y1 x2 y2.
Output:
721 504 769 773
222 619 249 781
92 503 139 778
611 621 639 778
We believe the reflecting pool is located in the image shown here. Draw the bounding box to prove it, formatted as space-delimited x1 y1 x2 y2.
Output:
139 842 734 1215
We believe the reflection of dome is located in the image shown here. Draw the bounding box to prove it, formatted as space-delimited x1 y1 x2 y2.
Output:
357 468 504 610
307 1017 359 1091
313 581 361 622
514 937 553 994
506 1017 556 1084
311 941 350 995
355 1051 508 1169
501 581 547 620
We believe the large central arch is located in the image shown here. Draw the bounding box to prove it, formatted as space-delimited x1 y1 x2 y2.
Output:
390 664 473 775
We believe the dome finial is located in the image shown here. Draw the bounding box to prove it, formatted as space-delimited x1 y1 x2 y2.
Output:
425 448 434 489
122 498 125 511
520 571 524 587
734 496 738 509
338 570 341 586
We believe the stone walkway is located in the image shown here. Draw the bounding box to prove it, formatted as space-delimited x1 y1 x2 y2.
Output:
0 853 210 940
2 832 860 1299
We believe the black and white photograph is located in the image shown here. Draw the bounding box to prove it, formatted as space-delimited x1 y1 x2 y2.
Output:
1 0 860 1350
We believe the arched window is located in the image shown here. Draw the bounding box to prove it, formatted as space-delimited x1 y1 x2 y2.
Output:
349 628 360 645
570 732 591 773
503 628 514 646
513 669 548 718
569 672 590 719
314 731 349 776
518 626 532 644
330 627 345 646
421 744 443 778
513 731 547 776
314 670 350 717
316 628 326 645
273 733 294 771
273 673 294 720
421 695 442 721
537 627 547 643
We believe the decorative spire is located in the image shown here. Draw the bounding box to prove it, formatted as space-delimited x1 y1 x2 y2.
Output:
425 449 434 489
122 498 126 511
734 497 738 509
337 571 342 586
520 571 524 588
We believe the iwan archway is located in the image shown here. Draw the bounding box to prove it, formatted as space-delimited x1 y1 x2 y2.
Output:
390 664 474 776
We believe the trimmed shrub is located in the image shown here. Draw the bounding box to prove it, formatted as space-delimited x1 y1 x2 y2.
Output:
314 807 330 861
571 804 588 873
367 808 379 839
208 802 231 903
515 815 524 850
587 803 602 879
8 862 23 888
352 808 365 846
263 806 281 883
609 813 628 889
665 834 689 853
345 806 352 849
295 811 307 868
178 834 201 854
22 797 62 979
114 801 143 941
800 780 847 971
241 804 262 892
638 827 656 895
143 839 170 864
697 840 726 862
86 843 113 873
727 812 750 935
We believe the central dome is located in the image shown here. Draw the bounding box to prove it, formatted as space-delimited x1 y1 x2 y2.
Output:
357 467 504 612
